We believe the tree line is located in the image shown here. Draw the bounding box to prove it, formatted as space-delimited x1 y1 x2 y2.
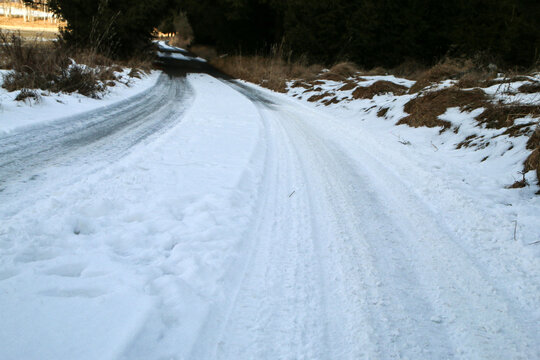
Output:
24 0 539 67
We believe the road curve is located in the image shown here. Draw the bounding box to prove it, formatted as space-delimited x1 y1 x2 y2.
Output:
186 79 540 360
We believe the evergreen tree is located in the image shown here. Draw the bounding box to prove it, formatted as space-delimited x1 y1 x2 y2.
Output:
26 0 173 58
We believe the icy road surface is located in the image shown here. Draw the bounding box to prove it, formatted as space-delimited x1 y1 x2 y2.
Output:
1 71 539 359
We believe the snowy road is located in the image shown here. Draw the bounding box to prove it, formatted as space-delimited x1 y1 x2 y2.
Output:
0 72 191 198
1 67 539 359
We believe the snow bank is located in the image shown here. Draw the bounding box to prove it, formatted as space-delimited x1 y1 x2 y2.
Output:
285 75 540 255
0 69 161 134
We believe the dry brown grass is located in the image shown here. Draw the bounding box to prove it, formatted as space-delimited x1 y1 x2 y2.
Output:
400 85 539 131
190 45 218 62
0 32 146 98
485 76 531 87
477 105 540 129
307 92 335 103
211 55 323 93
377 107 389 118
408 59 476 93
352 80 408 99
525 127 540 186
390 60 427 79
71 50 114 67
290 81 313 89
337 81 357 91
456 70 496 88
319 62 359 81
398 83 540 186
168 35 192 49
398 88 487 129
524 148 540 186
528 127 540 150
519 82 540 94
14 88 40 102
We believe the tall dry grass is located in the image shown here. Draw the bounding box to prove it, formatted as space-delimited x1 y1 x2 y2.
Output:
210 45 323 92
0 31 152 98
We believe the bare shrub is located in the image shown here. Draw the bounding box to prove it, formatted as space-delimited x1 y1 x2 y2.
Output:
71 49 113 67
97 67 118 82
0 32 123 97
54 66 105 98
14 88 41 102
338 81 358 91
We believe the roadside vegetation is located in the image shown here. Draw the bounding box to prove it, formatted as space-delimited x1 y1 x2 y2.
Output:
207 51 540 190
0 31 152 100
249 56 538 190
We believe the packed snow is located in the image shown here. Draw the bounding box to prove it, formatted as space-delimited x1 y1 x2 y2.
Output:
155 41 207 62
0 64 539 359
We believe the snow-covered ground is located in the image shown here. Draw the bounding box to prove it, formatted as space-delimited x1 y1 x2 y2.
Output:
0 68 160 134
1 62 539 359
287 74 540 245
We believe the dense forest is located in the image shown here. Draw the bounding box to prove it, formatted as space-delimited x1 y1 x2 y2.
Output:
25 0 540 67
181 0 539 68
